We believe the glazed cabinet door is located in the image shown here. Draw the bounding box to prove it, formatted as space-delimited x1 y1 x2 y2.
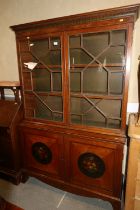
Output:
64 135 123 197
18 33 64 123
67 27 129 130
18 25 130 132
21 129 64 179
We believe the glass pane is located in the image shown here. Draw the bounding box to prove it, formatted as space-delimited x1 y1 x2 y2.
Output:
83 32 109 56
50 67 62 71
39 95 63 112
70 72 81 92
47 50 61 65
107 119 121 128
71 97 91 115
98 46 125 64
53 113 63 121
70 97 106 126
110 72 123 94
69 36 81 48
96 99 122 118
70 49 93 65
30 39 49 60
22 36 63 122
70 97 122 128
32 68 51 92
111 30 126 45
71 115 82 124
83 108 106 126
30 38 61 66
83 67 107 94
35 98 52 120
69 30 126 129
71 97 105 125
52 73 62 91
24 94 63 121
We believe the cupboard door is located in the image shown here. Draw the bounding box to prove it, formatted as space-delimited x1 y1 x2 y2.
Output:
64 136 123 196
68 29 127 129
19 34 63 122
22 131 63 179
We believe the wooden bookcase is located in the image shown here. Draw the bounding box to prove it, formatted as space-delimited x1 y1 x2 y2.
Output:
11 4 140 209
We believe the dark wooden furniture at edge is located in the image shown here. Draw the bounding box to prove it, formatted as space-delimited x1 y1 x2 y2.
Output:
0 196 24 210
10 4 140 210
0 81 23 184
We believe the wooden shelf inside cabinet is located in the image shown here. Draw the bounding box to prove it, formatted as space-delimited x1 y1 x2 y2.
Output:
0 81 23 184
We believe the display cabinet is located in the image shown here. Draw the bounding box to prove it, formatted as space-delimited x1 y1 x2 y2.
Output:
11 4 140 210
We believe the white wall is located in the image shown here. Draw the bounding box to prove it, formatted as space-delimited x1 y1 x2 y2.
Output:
0 0 140 108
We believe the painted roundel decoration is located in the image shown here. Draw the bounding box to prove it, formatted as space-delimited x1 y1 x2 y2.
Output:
78 152 105 178
32 142 52 164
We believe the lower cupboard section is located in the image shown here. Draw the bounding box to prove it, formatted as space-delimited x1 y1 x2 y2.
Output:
64 136 123 197
21 128 124 199
22 131 64 179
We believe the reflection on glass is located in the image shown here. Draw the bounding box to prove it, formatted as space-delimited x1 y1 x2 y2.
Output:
50 37 61 49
